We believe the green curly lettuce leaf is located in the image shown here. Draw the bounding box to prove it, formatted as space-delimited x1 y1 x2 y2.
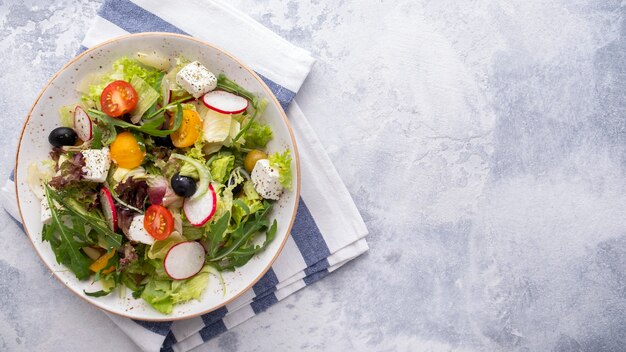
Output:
209 155 235 184
140 265 211 314
243 122 273 149
82 57 163 109
268 150 292 190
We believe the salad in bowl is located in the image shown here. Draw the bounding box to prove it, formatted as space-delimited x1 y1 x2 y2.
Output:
17 33 298 319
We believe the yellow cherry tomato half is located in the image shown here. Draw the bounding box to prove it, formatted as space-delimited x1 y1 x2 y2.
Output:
170 109 202 148
110 131 145 169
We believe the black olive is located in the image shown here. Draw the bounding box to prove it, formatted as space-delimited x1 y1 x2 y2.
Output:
48 127 77 147
171 173 196 197
153 135 174 148
228 174 244 195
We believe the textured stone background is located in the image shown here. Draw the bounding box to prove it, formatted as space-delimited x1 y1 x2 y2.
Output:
1 0 626 351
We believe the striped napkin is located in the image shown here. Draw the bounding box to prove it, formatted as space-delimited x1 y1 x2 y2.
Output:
0 0 368 351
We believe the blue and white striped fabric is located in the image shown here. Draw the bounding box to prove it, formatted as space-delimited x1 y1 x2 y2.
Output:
0 1 368 351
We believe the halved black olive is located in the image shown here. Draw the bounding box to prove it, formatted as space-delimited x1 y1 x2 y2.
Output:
171 173 196 197
48 127 77 147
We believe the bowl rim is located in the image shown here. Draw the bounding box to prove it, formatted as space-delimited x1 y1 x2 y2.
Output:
14 32 300 322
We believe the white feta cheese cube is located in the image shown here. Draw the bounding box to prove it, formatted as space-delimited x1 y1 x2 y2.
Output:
40 197 52 225
175 61 217 98
251 159 283 200
81 148 111 183
126 215 155 245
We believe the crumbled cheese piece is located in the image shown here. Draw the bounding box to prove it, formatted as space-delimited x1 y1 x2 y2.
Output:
126 215 155 245
175 61 217 98
251 159 283 200
82 148 111 183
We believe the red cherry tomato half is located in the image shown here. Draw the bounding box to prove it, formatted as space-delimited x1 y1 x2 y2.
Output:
144 205 175 240
100 80 138 117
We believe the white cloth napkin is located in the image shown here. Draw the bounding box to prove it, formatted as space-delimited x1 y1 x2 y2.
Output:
1 1 368 351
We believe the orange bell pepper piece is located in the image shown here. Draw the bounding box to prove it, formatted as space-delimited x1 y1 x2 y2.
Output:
89 251 116 274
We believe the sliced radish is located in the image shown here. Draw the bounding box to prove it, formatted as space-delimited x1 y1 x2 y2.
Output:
99 187 117 232
202 91 249 114
74 106 93 141
183 184 217 227
164 241 206 280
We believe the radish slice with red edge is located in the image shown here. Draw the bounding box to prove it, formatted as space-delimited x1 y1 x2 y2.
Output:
74 106 93 141
99 187 117 232
183 184 217 227
164 241 205 280
74 106 93 142
202 91 249 114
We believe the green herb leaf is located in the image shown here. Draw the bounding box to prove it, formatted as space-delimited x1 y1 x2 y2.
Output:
91 124 103 149
216 74 258 107
208 212 231 257
49 189 122 249
232 99 268 145
87 102 184 138
83 289 112 297
209 204 273 262
43 186 92 280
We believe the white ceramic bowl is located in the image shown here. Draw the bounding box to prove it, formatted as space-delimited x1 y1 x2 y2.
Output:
14 33 299 321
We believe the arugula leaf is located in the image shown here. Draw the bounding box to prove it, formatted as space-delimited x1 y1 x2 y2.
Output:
211 220 275 272
48 188 122 249
91 124 103 149
87 102 184 138
83 289 112 297
209 204 273 262
229 219 277 257
207 212 230 258
147 98 188 120
43 187 92 280
216 74 258 108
